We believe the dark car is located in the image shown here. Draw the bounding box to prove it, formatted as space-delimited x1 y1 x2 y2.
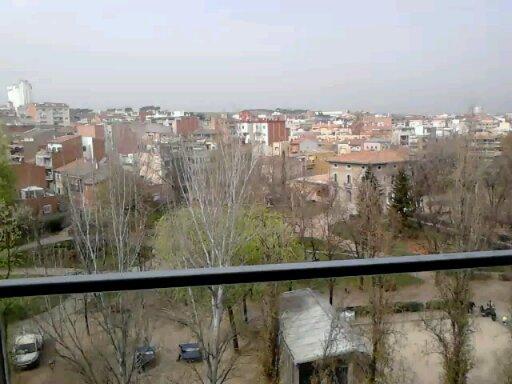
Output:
177 343 202 362
135 346 156 371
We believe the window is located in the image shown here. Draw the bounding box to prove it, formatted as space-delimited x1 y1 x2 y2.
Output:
333 173 338 184
377 165 382 170
347 175 351 184
334 163 338 168
346 164 351 169
42 204 52 215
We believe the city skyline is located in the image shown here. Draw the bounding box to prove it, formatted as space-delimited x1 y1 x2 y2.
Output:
1 0 511 113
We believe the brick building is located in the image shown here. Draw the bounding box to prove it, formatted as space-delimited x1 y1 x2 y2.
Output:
35 135 83 190
11 162 47 191
173 116 199 136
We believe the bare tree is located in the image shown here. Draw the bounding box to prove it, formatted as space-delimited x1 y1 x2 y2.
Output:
317 183 346 305
158 141 258 384
340 168 399 383
342 168 388 289
39 161 150 384
243 208 299 382
423 138 487 384
0 201 28 279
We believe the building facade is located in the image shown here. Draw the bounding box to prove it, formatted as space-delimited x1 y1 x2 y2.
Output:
26 102 71 126
236 118 288 146
7 80 32 110
173 116 199 136
328 150 408 213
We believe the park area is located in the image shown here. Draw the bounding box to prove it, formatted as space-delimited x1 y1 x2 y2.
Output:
8 267 512 384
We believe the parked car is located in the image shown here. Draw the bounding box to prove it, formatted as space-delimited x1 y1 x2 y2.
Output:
134 345 156 371
177 343 202 362
13 333 43 370
480 301 497 321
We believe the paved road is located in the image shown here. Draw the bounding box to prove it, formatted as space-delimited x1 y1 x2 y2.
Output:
15 233 72 252
1 267 77 277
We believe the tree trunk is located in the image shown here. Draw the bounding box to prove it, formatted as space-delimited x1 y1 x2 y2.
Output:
227 305 239 352
208 286 224 384
268 284 280 382
84 294 90 336
242 294 249 323
328 278 334 306
5 246 10 280
0 311 10 384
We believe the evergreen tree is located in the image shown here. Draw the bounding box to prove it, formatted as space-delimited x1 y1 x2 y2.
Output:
0 125 15 203
390 168 415 223
362 167 382 195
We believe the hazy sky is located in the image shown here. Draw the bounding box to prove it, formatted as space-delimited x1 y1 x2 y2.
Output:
1 0 511 113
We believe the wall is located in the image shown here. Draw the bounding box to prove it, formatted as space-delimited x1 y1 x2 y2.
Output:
12 162 47 190
22 195 60 216
174 116 199 136
51 136 83 168
329 162 401 212
76 124 105 139
267 120 288 145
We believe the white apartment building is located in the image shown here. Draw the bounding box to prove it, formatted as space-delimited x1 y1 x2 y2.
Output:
237 121 269 144
7 80 32 110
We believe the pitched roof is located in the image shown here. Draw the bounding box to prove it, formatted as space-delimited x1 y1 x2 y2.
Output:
50 134 79 144
55 159 108 184
280 289 366 364
328 149 408 165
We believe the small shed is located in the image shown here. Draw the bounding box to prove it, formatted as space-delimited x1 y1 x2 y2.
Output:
279 289 367 384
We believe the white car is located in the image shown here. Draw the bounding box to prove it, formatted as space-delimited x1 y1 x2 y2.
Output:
13 333 43 369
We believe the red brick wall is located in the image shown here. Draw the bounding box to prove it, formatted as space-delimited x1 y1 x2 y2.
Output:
23 195 60 216
176 116 199 136
25 104 37 121
11 162 47 190
92 138 106 160
51 136 83 168
267 120 287 145
76 124 105 139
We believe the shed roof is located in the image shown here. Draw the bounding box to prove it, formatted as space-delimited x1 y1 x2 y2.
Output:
280 289 366 364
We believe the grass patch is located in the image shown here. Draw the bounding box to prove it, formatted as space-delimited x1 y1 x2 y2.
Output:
389 240 411 256
294 273 423 293
3 295 67 324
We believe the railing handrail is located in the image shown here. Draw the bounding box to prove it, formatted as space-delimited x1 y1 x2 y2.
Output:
1 249 511 298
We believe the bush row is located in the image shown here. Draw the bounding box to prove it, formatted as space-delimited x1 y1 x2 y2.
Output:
349 299 448 317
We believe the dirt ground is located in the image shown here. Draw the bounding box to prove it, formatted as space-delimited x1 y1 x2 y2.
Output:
396 316 510 384
11 273 512 384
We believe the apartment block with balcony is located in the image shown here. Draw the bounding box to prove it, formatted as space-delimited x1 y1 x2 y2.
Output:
35 135 83 191
25 102 71 126
236 118 288 146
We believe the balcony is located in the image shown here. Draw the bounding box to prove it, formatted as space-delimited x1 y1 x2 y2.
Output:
1 250 512 384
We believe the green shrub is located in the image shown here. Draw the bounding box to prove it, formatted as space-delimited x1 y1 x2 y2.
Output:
352 305 370 317
425 299 446 310
393 301 424 313
470 271 493 281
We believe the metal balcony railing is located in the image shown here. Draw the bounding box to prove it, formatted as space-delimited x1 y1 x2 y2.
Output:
1 249 511 299
0 249 512 383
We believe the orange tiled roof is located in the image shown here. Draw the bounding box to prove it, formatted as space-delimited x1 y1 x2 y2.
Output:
50 134 79 143
328 149 408 165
